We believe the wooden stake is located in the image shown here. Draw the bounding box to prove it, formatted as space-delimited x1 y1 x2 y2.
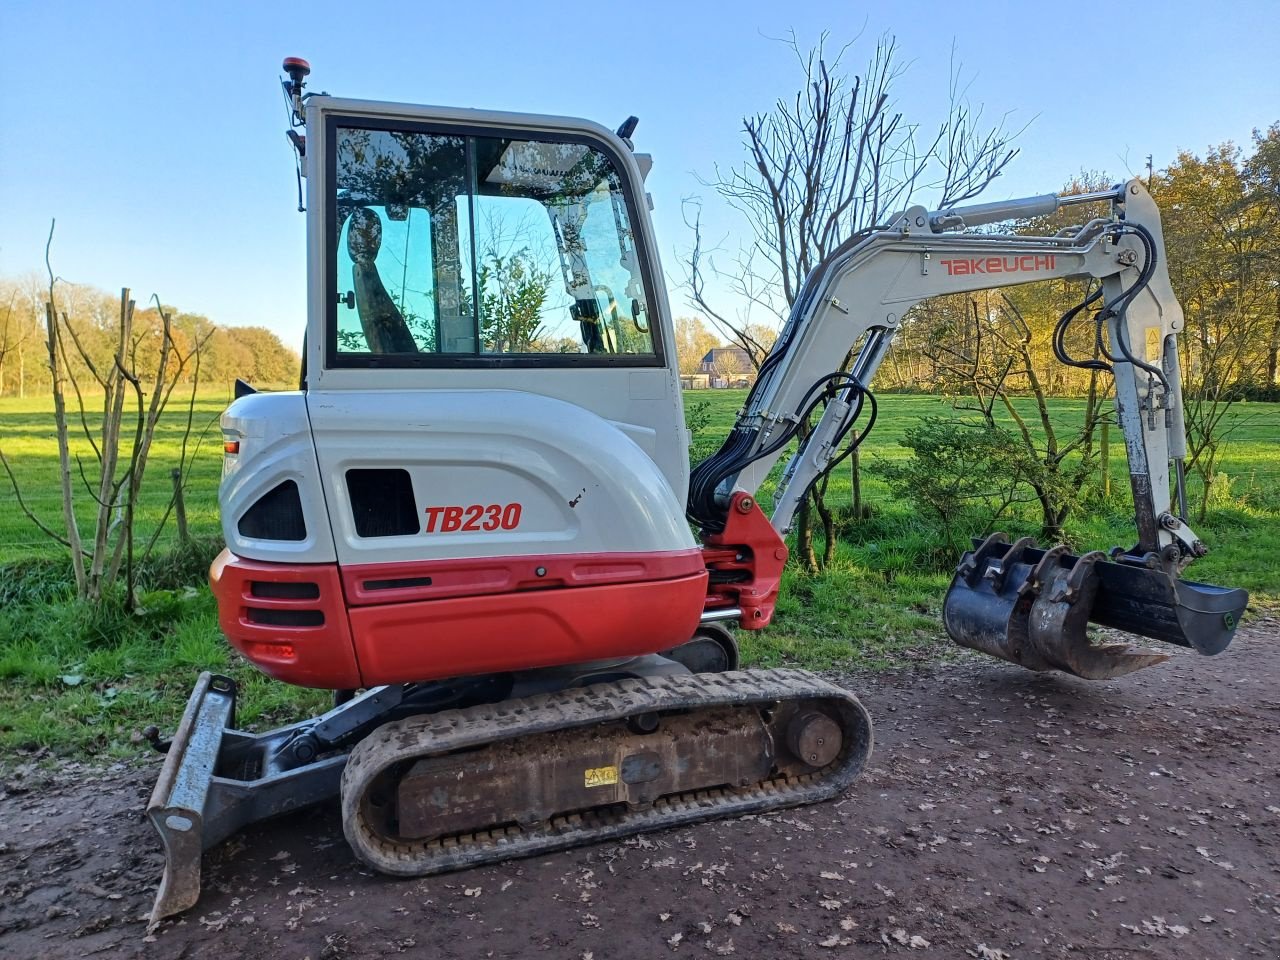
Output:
171 468 189 544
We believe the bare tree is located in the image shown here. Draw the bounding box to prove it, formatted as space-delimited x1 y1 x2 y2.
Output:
0 290 25 395
0 223 211 603
685 32 1019 569
0 277 47 397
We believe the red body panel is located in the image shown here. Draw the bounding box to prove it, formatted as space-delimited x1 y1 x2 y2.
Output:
349 573 708 684
340 549 705 606
210 548 709 688
701 493 789 629
210 550 362 688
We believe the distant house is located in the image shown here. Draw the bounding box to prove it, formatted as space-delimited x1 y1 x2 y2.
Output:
698 347 756 388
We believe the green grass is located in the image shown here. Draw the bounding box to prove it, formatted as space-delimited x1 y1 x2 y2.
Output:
1 388 1277 763
0 388 330 764
0 391 238 559
688 389 1280 671
0 583 329 760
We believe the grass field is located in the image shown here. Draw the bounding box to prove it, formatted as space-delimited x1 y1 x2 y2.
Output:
688 389 1280 668
0 384 267 559
1 388 1278 762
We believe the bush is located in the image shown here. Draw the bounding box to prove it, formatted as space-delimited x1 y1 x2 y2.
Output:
685 399 722 465
0 556 77 606
1233 381 1280 403
134 535 223 592
872 417 1042 550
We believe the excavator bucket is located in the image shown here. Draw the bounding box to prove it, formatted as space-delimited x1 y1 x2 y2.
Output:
943 534 1249 680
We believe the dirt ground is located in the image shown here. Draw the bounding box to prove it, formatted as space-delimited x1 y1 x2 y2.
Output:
2 621 1278 960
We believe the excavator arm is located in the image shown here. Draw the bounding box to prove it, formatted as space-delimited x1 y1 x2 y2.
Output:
689 180 1249 678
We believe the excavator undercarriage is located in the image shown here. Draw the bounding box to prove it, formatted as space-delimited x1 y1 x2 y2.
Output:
340 670 872 876
149 658 872 925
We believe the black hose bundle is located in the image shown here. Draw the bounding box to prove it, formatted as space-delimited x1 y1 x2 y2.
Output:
686 371 878 534
1050 221 1167 390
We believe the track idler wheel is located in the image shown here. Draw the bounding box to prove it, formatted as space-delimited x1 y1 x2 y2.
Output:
661 623 739 673
942 533 1171 680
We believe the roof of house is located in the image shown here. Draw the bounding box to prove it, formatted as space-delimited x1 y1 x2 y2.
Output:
699 346 753 373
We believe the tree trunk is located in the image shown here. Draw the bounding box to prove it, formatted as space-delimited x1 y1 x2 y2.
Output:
815 480 836 567
1037 485 1064 542
1267 305 1279 387
850 448 863 518
87 290 133 601
796 497 817 573
44 301 86 594
1100 421 1111 499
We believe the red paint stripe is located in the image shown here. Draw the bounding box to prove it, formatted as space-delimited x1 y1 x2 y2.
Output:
339 548 706 607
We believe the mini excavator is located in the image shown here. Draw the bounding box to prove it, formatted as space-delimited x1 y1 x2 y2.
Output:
145 58 1249 924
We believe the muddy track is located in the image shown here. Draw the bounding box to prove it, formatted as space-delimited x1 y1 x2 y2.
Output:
2 621 1277 959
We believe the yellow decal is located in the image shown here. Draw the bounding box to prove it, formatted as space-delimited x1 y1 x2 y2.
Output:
1145 327 1161 363
584 765 618 788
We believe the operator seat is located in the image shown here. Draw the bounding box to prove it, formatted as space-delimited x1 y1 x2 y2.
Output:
347 208 419 354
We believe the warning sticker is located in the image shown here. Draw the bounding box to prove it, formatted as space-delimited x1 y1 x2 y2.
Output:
1145 327 1161 363
584 765 619 788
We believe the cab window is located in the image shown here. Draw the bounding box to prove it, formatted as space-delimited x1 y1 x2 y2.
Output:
330 122 658 365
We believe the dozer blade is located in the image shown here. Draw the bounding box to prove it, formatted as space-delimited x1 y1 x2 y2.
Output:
146 672 237 928
942 533 1248 680
146 672 347 927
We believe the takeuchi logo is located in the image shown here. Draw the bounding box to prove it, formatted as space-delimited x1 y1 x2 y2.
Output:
940 254 1056 276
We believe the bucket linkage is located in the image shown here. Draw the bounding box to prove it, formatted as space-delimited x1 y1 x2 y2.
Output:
943 533 1249 680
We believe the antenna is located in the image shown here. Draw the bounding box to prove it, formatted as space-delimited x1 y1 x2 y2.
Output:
280 57 311 212
282 56 311 127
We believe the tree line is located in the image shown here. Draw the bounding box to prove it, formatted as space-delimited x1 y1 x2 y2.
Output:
888 127 1280 400
0 275 300 397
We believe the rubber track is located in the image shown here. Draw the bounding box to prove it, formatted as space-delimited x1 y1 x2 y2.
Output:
340 668 874 876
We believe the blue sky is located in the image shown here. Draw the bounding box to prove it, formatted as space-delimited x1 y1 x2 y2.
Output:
2 0 1277 348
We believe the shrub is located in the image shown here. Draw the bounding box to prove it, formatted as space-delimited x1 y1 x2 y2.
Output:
873 417 1043 550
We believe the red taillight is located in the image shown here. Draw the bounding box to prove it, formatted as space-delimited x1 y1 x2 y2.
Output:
224 440 240 454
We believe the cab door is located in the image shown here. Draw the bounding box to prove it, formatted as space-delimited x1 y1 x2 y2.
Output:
300 98 692 567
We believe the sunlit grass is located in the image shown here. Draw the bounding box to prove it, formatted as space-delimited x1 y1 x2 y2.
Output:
0 388 1276 764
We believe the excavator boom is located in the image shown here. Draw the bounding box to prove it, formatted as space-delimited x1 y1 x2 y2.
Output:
688 179 1247 677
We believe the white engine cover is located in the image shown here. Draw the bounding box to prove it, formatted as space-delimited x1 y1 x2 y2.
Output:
223 388 696 566
220 391 336 563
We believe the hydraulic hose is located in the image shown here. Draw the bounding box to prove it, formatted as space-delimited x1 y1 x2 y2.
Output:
1053 284 1109 371
1097 222 1168 389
